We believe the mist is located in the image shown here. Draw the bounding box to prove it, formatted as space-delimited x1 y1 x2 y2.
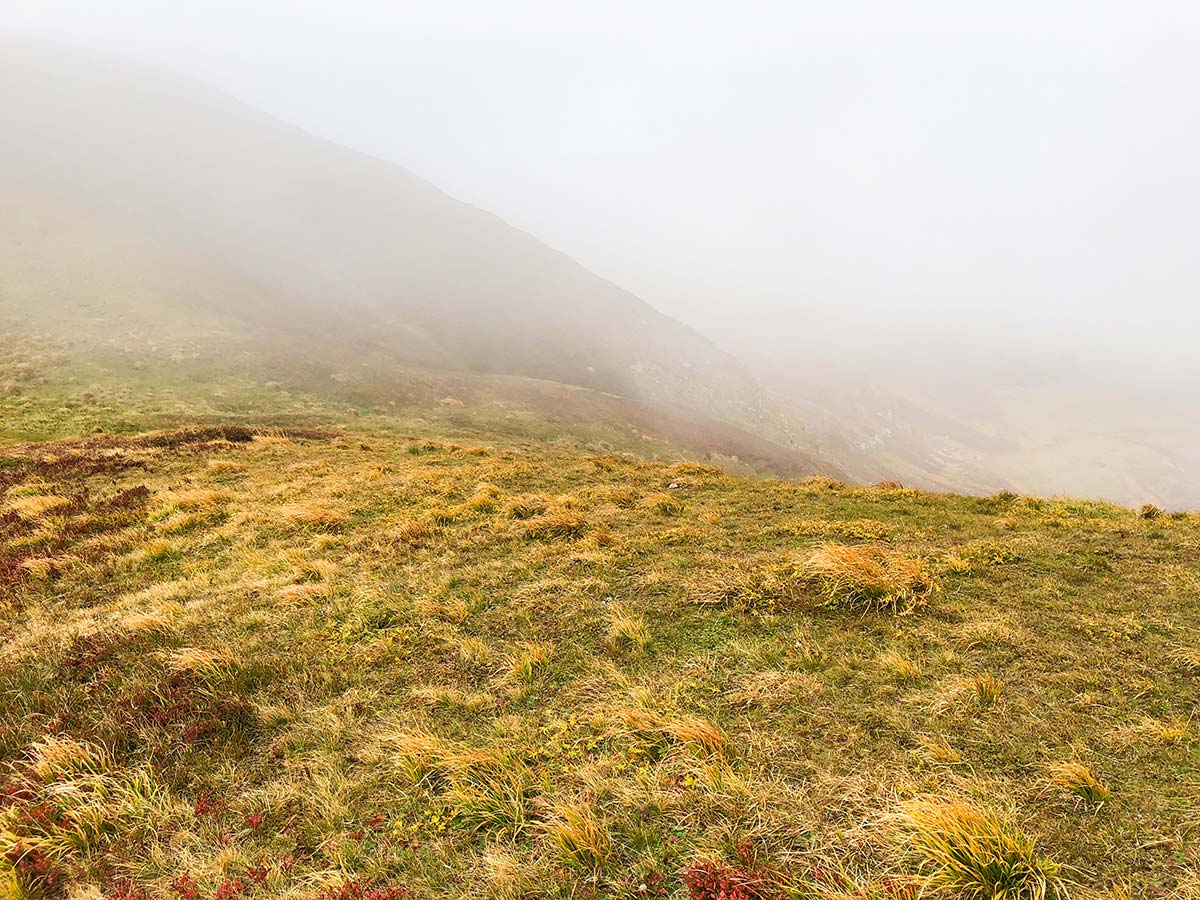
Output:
3 1 1199 506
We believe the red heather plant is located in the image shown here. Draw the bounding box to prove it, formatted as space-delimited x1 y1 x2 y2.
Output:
314 879 410 900
5 843 67 899
214 877 246 900
194 791 227 818
682 861 784 900
171 873 201 900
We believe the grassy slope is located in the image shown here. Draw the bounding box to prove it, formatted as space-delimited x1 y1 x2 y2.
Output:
2 398 1198 899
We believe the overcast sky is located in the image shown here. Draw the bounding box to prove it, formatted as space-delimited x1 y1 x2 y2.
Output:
4 1 1199 385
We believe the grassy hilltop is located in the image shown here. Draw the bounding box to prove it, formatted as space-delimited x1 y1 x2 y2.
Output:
2 394 1199 900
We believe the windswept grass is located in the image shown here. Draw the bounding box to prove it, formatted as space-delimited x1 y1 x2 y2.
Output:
894 799 1070 899
0 420 1195 898
804 543 938 612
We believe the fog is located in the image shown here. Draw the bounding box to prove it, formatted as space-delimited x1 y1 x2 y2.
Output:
4 2 1200 504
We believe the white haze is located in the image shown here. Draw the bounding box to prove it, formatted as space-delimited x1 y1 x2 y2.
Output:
4 1 1200 503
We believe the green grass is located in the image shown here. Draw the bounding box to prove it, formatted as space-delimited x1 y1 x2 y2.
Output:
1 390 1199 899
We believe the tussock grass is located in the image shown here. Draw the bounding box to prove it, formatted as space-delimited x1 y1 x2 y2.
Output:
505 643 553 684
443 749 537 837
4 494 72 518
411 685 494 712
1047 762 1111 804
282 502 348 529
804 543 938 612
542 804 611 872
159 489 230 511
614 707 732 761
894 799 1070 899
392 519 438 546
384 729 452 786
521 509 588 540
967 674 1003 707
159 647 238 684
878 650 922 680
641 491 685 516
606 607 651 655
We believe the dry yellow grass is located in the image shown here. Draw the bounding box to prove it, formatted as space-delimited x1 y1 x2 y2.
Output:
804 542 938 611
159 647 237 681
606 608 651 655
0 422 1195 897
281 502 348 528
541 804 610 872
894 799 1070 899
878 649 923 680
1047 761 1111 804
640 491 685 516
5 494 71 518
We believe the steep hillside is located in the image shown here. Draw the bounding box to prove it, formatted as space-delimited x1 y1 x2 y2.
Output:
2 416 1198 899
0 35 786 442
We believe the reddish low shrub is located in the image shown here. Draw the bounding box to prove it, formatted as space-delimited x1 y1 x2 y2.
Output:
5 843 67 899
171 873 201 900
682 862 784 900
314 879 409 900
124 673 256 747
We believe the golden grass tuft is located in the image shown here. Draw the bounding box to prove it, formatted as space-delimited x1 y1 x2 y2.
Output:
614 707 732 761
967 673 1003 707
1047 762 1111 804
159 647 238 681
878 650 923 680
724 669 818 709
541 804 611 872
640 492 685 516
393 519 438 547
286 551 338 582
28 736 112 782
942 552 974 575
1173 646 1200 675
663 717 732 760
606 608 651 655
205 459 246 476
457 636 493 667
894 799 1070 899
506 494 552 520
282 502 348 529
19 556 61 580
411 685 494 712
804 543 938 612
136 537 179 562
444 749 537 837
506 643 553 684
120 603 184 634
159 489 230 511
5 494 72 519
521 509 587 540
385 729 452 785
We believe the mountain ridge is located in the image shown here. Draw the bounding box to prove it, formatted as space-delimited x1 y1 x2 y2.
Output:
1 32 805 456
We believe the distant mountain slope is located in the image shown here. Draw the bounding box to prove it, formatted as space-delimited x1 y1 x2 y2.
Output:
772 370 1200 511
0 35 792 444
